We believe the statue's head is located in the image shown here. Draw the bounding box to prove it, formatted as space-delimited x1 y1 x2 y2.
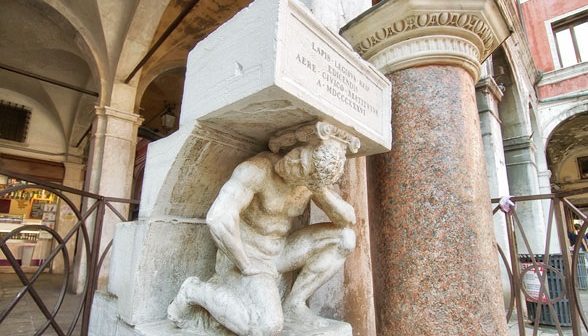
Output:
275 140 346 189
271 122 360 190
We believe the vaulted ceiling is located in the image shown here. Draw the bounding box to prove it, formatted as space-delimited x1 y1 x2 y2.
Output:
0 0 252 157
547 113 588 169
135 0 252 136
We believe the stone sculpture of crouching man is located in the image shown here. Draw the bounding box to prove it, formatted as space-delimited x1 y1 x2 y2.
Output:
168 122 360 335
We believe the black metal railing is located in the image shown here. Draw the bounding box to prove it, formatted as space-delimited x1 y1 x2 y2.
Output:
0 168 137 335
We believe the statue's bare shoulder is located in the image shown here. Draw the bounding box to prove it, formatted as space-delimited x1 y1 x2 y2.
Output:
228 152 279 191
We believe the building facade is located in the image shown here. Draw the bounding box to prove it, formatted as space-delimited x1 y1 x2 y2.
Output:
0 0 587 335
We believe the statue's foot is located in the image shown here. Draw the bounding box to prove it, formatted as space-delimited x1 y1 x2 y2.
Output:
168 296 188 328
282 302 332 328
168 276 203 328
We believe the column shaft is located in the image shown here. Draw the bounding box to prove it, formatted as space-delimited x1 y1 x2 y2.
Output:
73 106 142 292
369 65 506 335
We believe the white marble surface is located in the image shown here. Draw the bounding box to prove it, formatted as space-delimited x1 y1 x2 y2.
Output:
181 0 391 156
167 123 356 335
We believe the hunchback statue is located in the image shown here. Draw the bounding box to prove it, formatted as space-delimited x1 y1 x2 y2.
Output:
167 121 360 335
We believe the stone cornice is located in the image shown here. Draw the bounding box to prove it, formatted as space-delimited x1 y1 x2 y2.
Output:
476 76 504 101
341 0 511 79
369 35 482 79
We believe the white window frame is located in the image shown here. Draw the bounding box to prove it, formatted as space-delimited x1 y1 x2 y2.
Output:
545 5 588 70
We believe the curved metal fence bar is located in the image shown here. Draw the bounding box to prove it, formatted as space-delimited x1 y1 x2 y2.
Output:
497 243 516 321
563 198 588 331
0 225 70 321
493 190 588 336
0 169 137 336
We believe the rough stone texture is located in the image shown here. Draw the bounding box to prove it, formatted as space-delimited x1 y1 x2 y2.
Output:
108 219 217 326
89 292 119 336
340 157 377 336
368 65 507 336
139 124 260 219
167 123 357 335
128 319 351 336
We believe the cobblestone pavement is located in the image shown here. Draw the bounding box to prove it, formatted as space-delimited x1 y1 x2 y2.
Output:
0 273 82 336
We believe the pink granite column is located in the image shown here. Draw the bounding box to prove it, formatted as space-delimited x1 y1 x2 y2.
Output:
369 65 506 335
341 1 511 335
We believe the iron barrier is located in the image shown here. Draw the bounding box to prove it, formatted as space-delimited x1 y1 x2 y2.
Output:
0 168 137 335
493 187 588 335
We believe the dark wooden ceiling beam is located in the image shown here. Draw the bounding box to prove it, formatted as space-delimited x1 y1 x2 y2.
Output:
124 0 201 84
0 62 99 97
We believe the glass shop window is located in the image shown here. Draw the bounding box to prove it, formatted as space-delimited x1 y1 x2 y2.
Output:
0 100 31 143
552 11 588 68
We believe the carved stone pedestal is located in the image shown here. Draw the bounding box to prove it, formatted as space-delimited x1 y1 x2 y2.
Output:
129 319 351 336
282 319 352 336
89 0 391 335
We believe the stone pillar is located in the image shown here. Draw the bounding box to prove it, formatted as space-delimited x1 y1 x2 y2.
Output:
339 157 377 336
73 106 142 291
503 138 547 253
341 2 510 335
476 69 512 305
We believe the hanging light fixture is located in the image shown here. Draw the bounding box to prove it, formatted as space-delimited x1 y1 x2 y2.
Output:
160 102 177 132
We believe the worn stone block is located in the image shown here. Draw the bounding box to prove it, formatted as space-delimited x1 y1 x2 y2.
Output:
89 292 118 336
107 219 217 326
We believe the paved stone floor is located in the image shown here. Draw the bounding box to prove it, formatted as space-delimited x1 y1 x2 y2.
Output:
3 272 588 335
0 273 82 336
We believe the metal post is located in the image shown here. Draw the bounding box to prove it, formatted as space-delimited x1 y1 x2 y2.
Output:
506 210 527 336
81 198 106 335
554 197 582 335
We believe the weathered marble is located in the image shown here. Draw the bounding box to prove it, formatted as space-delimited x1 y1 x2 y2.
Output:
181 0 391 156
368 65 507 335
167 122 358 336
91 1 392 335
107 219 217 326
128 319 351 336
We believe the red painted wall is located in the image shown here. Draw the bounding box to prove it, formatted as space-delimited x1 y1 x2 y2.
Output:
521 0 587 72
538 75 588 99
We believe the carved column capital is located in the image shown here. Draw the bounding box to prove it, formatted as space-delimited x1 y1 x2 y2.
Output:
94 106 144 143
340 0 511 79
95 106 144 126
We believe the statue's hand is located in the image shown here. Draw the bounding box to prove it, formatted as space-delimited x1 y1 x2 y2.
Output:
311 186 356 227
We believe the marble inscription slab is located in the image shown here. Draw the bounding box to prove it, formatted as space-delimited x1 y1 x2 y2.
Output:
181 0 391 156
277 2 389 155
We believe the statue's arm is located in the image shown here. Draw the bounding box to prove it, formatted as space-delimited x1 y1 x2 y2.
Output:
206 160 265 275
311 187 356 228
